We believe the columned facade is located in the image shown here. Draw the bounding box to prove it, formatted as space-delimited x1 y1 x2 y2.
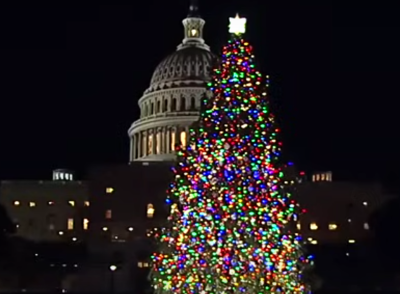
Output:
128 3 215 162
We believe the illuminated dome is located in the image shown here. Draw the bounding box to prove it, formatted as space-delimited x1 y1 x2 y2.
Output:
128 1 216 162
147 47 214 94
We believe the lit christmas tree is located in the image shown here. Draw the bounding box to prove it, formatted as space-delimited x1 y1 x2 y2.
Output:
151 14 313 294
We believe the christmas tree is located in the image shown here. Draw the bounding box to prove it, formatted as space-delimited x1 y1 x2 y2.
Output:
151 14 313 294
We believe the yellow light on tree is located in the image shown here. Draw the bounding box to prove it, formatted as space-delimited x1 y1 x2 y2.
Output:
229 13 247 35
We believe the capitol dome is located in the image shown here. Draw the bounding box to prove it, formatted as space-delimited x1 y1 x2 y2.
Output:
146 46 215 94
128 1 216 162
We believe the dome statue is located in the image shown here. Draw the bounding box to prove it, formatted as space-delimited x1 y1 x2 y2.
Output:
128 1 216 162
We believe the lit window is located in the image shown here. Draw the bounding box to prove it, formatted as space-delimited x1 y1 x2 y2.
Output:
148 134 153 155
296 223 301 230
128 227 134 232
102 227 108 232
180 131 187 147
143 262 149 267
67 218 74 230
348 239 355 244
321 174 325 181
138 262 143 268
311 240 318 245
48 201 54 206
58 231 64 236
363 202 368 206
348 219 351 223
105 210 112 219
309 223 318 230
147 204 155 218
29 202 36 207
83 218 89 230
68 201 75 207
106 187 114 194
190 29 198 37
363 223 370 230
328 223 338 230
14 201 20 206
84 201 90 207
72 237 77 242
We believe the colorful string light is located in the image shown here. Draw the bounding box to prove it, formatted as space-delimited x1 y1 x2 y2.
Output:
151 32 313 294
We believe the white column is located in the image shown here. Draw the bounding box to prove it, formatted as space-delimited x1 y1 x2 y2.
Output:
133 134 137 160
143 131 147 157
166 128 170 153
152 128 156 155
129 136 134 161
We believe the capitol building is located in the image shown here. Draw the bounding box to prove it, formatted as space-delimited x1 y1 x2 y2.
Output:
127 2 216 162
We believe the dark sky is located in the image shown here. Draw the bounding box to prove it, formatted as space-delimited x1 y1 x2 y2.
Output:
0 2 398 182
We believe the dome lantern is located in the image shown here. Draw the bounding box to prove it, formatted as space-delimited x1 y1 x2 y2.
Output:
178 0 209 51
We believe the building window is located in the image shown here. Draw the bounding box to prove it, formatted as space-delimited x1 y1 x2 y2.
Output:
13 201 20 206
67 218 74 230
128 227 134 232
29 202 36 207
190 97 196 110
148 134 153 155
151 102 154 114
68 201 75 207
164 99 168 112
102 227 108 232
328 223 338 230
310 240 318 245
48 201 54 206
296 223 301 230
172 98 177 111
348 239 356 244
106 210 112 219
180 131 187 148
106 187 114 194
84 201 90 207
180 97 186 111
147 204 155 218
83 218 89 230
157 100 161 113
363 201 368 206
309 223 318 230
363 223 370 230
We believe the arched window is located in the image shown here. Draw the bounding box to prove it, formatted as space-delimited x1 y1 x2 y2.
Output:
164 99 168 112
180 97 186 111
157 100 161 113
171 98 177 111
151 102 154 114
190 97 196 110
148 134 153 155
144 104 148 117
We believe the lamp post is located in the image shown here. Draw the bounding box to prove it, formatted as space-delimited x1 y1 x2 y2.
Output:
109 265 117 294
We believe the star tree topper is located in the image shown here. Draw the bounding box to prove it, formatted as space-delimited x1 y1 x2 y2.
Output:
229 13 247 35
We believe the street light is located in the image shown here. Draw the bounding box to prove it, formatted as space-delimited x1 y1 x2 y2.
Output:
109 265 117 294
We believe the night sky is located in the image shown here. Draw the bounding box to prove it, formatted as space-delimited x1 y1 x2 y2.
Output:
0 2 398 183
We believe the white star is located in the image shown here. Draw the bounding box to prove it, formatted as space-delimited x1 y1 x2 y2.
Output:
229 14 247 35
